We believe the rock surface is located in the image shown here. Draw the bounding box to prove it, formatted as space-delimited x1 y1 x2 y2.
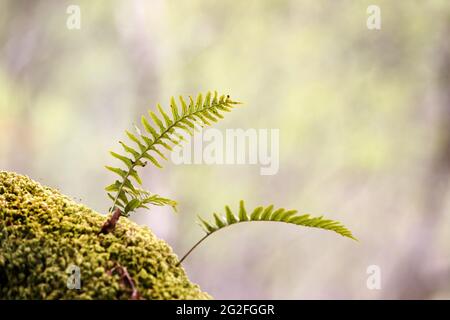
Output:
0 171 210 299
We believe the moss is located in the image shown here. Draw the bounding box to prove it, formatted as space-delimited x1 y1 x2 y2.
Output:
0 171 210 300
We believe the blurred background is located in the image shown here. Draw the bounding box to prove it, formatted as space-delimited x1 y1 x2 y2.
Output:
1 0 450 299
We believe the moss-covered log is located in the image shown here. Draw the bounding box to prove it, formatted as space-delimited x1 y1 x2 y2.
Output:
0 171 210 300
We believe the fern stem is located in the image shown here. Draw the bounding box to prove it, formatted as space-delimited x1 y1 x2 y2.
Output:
176 221 261 266
176 221 263 266
111 171 132 213
111 162 144 214
110 98 232 213
176 233 211 267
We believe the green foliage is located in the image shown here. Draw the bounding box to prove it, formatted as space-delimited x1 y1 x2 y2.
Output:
0 171 210 299
197 200 357 240
105 91 240 216
105 91 356 266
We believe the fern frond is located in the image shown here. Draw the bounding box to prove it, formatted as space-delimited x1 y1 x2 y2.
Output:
177 200 355 265
105 91 240 216
198 200 356 240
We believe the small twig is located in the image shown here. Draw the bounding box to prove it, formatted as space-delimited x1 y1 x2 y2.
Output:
108 264 141 300
99 208 121 235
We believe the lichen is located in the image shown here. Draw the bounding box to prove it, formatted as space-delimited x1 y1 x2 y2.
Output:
0 171 210 300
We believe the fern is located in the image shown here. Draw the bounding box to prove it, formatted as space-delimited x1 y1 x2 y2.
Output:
176 200 356 265
105 91 240 216
103 90 356 269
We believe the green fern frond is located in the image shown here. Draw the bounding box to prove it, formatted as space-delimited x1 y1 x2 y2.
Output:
176 200 356 265
105 91 240 216
197 200 356 240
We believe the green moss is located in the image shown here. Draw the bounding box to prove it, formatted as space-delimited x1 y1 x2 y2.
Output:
0 171 210 300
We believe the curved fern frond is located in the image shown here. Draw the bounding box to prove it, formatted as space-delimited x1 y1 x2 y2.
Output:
176 200 356 265
105 91 240 216
198 200 356 239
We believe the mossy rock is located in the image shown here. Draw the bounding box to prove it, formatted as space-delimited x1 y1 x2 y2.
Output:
0 171 210 300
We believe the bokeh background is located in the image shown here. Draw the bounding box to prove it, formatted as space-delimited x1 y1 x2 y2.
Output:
1 0 450 299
